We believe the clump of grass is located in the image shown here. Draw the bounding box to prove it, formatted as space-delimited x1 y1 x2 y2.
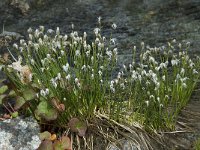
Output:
0 19 200 149
194 138 200 150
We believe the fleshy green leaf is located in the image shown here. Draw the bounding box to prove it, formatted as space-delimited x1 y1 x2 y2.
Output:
39 131 51 141
68 118 87 137
0 94 7 104
8 90 16 97
14 97 26 110
0 85 8 94
35 101 58 121
60 136 71 149
53 140 63 150
38 140 53 150
11 111 18 118
53 136 71 150
22 88 36 101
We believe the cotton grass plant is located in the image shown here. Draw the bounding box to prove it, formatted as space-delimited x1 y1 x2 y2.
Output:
0 19 200 149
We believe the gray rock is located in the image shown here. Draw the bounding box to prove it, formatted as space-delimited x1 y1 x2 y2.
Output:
0 117 41 150
0 31 23 40
107 139 139 150
10 0 30 14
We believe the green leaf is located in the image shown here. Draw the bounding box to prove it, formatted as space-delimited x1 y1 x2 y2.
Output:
39 131 51 141
0 94 7 104
14 97 26 110
22 88 36 101
53 136 71 150
11 111 18 118
8 90 16 97
38 140 53 150
60 136 71 149
68 118 87 137
0 85 8 94
35 101 58 121
53 140 63 150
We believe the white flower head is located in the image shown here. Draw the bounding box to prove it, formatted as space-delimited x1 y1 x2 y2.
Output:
56 27 60 35
75 78 79 83
61 50 65 55
95 38 100 44
120 83 125 89
47 29 54 34
66 74 71 81
34 29 40 38
110 38 117 45
75 50 80 56
13 43 18 49
71 23 74 29
157 97 160 102
180 68 185 75
111 23 117 30
39 26 44 32
81 65 87 71
162 75 166 81
110 87 115 93
150 95 155 99
46 54 51 59
182 83 187 88
193 69 198 74
91 56 94 62
98 70 102 76
40 89 46 97
171 59 179 66
149 56 155 63
45 88 49 95
85 50 90 57
106 50 112 60
63 63 69 73
57 73 61 80
27 27 33 33
172 39 176 43
94 28 100 36
159 62 167 69
113 48 118 55
145 101 149 107
97 16 102 24
63 35 68 41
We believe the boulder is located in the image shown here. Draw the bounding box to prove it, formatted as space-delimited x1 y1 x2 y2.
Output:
9 0 30 14
0 117 41 150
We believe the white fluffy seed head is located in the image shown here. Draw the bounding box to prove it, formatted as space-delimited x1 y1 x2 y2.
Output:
111 23 117 29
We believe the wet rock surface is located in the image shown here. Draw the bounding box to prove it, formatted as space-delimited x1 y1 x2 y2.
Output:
0 0 199 67
0 117 41 150
0 0 200 53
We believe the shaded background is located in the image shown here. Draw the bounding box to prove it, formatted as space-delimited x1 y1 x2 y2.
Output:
0 0 200 64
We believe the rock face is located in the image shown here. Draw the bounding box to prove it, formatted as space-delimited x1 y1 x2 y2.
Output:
0 0 199 56
9 0 30 14
0 117 41 150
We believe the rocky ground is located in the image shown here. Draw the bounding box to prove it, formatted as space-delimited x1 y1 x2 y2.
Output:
0 0 200 149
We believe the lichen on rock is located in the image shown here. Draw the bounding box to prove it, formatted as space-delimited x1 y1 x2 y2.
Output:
0 117 41 150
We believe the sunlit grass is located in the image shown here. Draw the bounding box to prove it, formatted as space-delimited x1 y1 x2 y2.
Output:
0 20 200 149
